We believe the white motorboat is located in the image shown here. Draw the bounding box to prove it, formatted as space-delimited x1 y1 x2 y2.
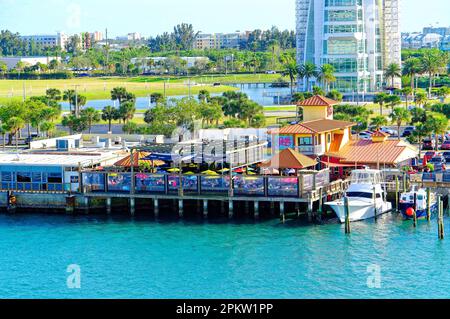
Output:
326 169 392 223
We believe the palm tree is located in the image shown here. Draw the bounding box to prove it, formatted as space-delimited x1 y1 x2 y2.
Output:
281 55 298 97
413 123 431 158
373 93 388 115
428 113 449 151
198 90 210 103
111 87 128 105
298 62 317 92
390 107 411 140
63 89 76 114
384 63 402 89
102 106 118 133
370 116 388 130
420 49 449 98
401 87 413 109
81 107 101 134
40 121 56 138
118 101 136 124
414 91 428 108
317 64 336 92
6 117 25 151
0 124 6 151
385 95 402 113
403 57 422 92
437 86 450 103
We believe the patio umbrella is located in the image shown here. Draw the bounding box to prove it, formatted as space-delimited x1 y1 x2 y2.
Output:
202 170 219 176
167 168 181 173
184 171 195 175
114 151 165 168
234 168 244 173
218 168 230 173
246 171 257 175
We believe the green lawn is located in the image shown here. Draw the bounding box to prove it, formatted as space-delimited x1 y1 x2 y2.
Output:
0 76 238 103
130 73 287 84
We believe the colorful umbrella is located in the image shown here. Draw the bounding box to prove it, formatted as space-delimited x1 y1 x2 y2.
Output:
202 170 219 176
167 168 181 173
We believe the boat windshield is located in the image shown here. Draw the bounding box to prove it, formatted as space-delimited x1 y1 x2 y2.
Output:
346 192 378 199
350 170 382 184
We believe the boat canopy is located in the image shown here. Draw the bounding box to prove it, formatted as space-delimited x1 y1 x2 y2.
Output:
350 169 382 185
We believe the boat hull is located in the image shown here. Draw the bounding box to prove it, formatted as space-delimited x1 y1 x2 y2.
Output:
326 200 392 223
400 203 438 219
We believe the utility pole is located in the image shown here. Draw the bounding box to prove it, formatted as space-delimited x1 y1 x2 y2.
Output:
105 28 109 74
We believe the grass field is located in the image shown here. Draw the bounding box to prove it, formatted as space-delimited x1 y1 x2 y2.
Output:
0 76 239 103
0 73 289 103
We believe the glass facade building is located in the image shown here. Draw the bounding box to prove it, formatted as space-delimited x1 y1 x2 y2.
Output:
296 0 401 93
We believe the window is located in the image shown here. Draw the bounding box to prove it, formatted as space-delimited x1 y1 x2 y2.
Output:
327 134 332 144
48 173 62 184
299 137 313 145
17 172 31 183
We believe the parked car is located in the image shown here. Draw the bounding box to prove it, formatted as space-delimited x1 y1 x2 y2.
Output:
430 156 447 171
380 127 398 136
443 152 450 163
359 131 372 140
422 139 436 150
402 126 415 137
441 141 450 150
424 151 437 162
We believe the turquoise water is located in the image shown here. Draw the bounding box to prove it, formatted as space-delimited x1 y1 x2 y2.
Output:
0 212 450 299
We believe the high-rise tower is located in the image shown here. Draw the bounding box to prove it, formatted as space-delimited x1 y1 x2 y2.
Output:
296 0 401 94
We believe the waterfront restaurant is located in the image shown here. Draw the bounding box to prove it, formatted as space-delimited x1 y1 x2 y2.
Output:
271 96 355 158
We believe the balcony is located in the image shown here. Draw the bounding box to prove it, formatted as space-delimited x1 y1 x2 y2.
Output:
296 145 326 156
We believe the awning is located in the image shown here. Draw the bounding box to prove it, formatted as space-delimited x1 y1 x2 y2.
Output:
320 161 362 168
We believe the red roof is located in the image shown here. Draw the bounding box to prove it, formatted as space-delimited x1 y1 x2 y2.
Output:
114 152 165 168
372 130 390 137
276 119 355 135
261 148 317 169
297 95 338 107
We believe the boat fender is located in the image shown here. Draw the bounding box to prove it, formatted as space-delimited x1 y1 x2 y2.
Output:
406 207 415 217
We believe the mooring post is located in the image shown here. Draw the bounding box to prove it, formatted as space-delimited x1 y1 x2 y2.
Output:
403 173 407 193
203 200 208 218
280 202 285 224
130 198 135 216
254 201 260 220
344 196 351 234
228 200 234 219
427 188 431 221
154 199 159 218
438 196 445 240
178 199 184 218
83 196 90 215
373 186 378 221
318 187 323 220
395 176 399 213
106 197 112 215
413 192 417 228
307 200 313 222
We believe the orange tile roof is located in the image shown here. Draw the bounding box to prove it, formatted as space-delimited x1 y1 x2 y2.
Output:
261 148 317 169
276 119 355 135
372 130 390 137
114 152 165 168
297 95 338 107
326 140 417 165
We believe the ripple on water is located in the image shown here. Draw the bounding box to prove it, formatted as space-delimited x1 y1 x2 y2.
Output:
0 213 450 298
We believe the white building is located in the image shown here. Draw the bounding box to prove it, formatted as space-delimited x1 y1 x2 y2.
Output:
21 32 68 50
0 56 61 70
296 0 402 93
194 32 248 50
127 33 142 41
131 57 210 73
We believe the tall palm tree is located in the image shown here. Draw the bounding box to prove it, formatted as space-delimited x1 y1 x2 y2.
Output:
118 101 136 124
370 116 388 130
111 87 128 105
373 93 388 115
420 49 449 98
414 91 428 108
281 55 298 97
428 113 449 151
403 57 422 92
6 117 25 151
401 87 413 109
81 107 101 134
102 105 118 133
390 107 411 140
318 64 336 92
413 123 431 158
384 63 402 89
298 62 317 93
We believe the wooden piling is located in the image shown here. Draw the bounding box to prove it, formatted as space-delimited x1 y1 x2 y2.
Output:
438 196 445 240
427 188 431 221
344 196 351 234
254 201 260 219
395 176 399 213
106 197 112 215
413 193 417 228
154 199 159 218
373 187 377 221
203 200 208 218
130 198 135 216
228 200 234 219
178 199 184 218
280 202 285 224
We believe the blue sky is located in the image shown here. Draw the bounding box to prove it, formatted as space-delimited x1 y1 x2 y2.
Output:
0 0 448 37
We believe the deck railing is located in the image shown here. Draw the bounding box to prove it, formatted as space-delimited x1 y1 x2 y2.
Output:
81 169 334 199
